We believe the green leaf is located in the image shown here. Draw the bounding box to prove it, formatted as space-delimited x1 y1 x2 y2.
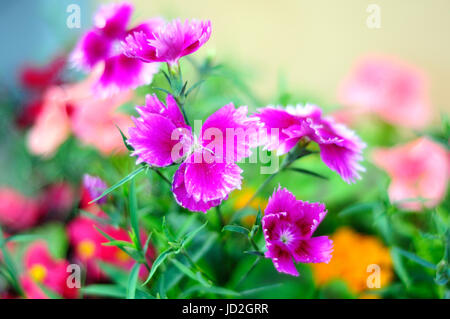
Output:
170 259 211 287
143 248 175 285
222 225 250 236
128 179 142 251
180 222 208 248
4 234 42 244
182 285 240 298
392 246 437 270
185 80 205 96
338 202 381 217
287 167 328 180
390 247 412 287
244 250 265 257
82 284 126 298
102 240 135 249
255 208 262 226
36 282 63 299
240 283 283 296
116 125 134 151
162 217 176 242
89 166 145 204
126 263 141 299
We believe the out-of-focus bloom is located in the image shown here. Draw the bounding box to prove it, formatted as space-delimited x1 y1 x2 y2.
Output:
0 188 42 232
20 242 78 299
26 66 133 157
338 55 431 129
70 2 161 95
254 104 366 183
81 175 108 205
123 19 211 66
372 137 449 211
67 216 155 281
262 187 333 276
70 90 133 155
17 55 67 129
41 182 75 217
20 55 66 91
127 94 258 212
312 227 393 294
26 86 72 157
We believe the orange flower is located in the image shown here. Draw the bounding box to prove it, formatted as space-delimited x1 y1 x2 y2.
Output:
312 227 393 294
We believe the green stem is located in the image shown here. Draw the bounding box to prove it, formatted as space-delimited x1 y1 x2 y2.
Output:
235 257 261 289
151 167 172 186
215 206 225 230
182 250 214 283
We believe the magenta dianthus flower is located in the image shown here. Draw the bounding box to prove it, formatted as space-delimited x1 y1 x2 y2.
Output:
262 187 333 276
122 19 211 66
254 104 366 183
83 174 108 204
70 2 163 95
127 94 258 212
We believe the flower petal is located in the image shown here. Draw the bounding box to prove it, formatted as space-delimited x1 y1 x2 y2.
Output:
292 236 333 264
172 163 223 213
183 150 243 203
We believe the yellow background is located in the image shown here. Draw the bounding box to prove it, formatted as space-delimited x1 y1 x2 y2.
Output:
107 0 450 115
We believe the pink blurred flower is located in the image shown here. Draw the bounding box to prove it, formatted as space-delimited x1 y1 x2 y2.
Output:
123 19 211 66
262 187 333 276
26 66 134 157
41 182 75 217
338 55 431 129
70 2 161 95
67 216 155 281
372 137 449 211
26 86 72 158
0 188 42 232
70 88 133 156
20 242 78 299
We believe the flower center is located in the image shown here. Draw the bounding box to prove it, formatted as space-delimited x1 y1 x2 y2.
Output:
78 240 96 259
279 228 295 245
29 264 47 283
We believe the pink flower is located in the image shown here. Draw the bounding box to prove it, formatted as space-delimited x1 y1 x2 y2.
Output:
372 137 449 211
41 182 75 217
26 86 72 158
26 66 134 157
127 94 258 212
70 2 161 95
122 19 211 66
67 216 155 281
338 55 431 129
70 88 133 156
262 187 333 276
0 188 42 232
20 242 78 299
254 104 366 183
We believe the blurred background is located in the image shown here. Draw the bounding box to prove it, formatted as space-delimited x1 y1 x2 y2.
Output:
0 0 448 299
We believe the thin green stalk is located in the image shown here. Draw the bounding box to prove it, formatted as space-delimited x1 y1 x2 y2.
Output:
235 257 261 289
215 206 225 230
182 250 214 283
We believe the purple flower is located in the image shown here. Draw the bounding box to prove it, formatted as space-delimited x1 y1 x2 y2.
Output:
262 187 333 276
122 19 212 66
127 94 258 212
70 2 163 95
254 104 366 183
82 174 108 204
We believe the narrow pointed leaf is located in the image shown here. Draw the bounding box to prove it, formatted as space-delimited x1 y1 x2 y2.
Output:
127 263 141 299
